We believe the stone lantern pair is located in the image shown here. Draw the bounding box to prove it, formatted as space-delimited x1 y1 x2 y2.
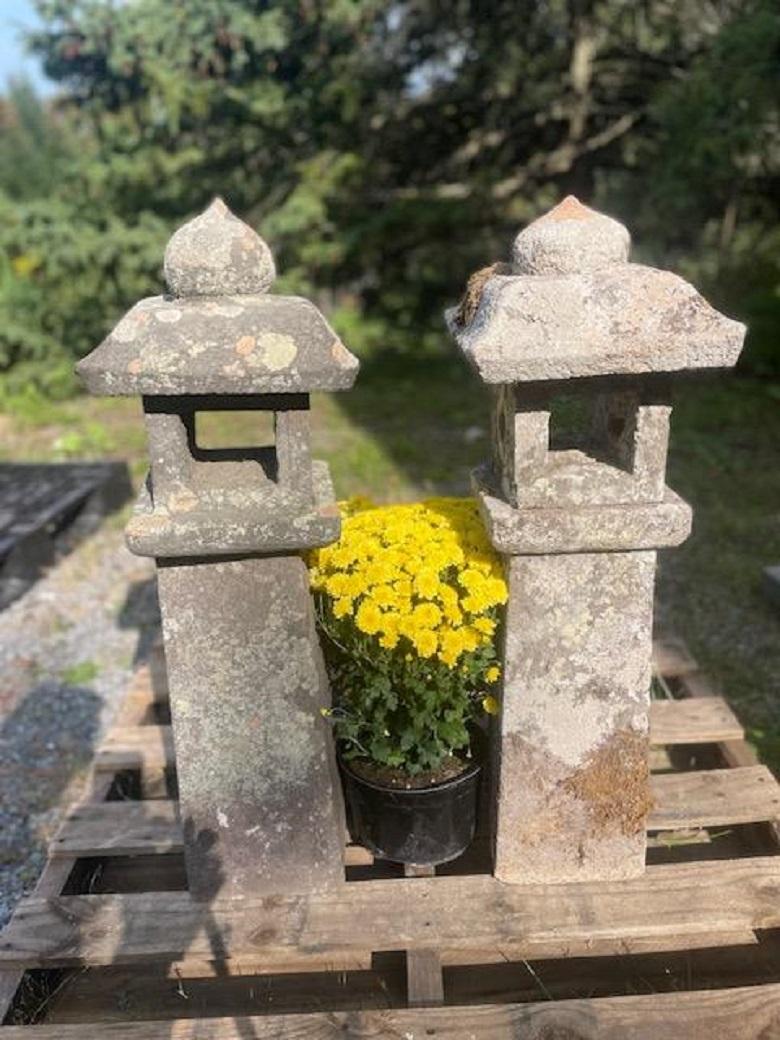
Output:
79 194 744 900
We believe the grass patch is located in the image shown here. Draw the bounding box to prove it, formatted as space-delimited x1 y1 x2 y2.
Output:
61 660 99 686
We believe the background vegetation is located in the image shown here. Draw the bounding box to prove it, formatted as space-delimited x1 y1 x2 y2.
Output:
0 0 779 395
0 1 778 759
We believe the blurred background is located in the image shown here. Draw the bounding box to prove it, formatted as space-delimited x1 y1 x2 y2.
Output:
0 1 777 773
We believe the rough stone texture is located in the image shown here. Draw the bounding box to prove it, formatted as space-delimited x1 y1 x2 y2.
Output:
473 465 691 555
77 293 358 396
491 383 673 510
447 263 745 384
127 459 340 558
157 554 346 901
494 551 655 884
77 198 359 398
512 195 630 275
140 393 317 534
164 198 276 298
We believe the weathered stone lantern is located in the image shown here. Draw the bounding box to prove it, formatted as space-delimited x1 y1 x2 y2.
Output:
78 199 359 900
448 196 745 884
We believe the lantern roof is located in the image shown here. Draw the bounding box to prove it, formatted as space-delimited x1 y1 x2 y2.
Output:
77 199 359 396
447 196 745 384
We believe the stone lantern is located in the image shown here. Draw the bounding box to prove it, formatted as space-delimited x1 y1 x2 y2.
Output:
78 199 359 900
448 196 745 885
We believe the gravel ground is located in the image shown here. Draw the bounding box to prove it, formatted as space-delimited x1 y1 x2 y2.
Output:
0 520 158 928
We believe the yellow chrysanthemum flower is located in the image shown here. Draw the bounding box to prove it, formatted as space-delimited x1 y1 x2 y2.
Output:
355 600 383 636
308 496 505 677
412 629 438 658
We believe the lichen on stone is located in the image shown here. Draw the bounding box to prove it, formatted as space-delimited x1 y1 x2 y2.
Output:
560 727 653 836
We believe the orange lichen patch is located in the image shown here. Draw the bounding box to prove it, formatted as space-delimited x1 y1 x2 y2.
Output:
168 489 199 513
454 262 512 327
127 358 143 374
561 728 653 836
331 339 353 365
318 500 340 518
543 195 593 222
235 335 256 356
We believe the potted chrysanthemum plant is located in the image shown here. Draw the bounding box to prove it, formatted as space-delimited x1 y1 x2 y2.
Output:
308 496 507 867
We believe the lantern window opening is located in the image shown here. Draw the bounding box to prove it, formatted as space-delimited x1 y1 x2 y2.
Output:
547 389 636 476
189 409 279 483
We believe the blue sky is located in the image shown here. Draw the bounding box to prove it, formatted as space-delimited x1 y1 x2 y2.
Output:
0 0 54 93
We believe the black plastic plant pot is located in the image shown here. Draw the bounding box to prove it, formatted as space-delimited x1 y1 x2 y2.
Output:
339 755 481 867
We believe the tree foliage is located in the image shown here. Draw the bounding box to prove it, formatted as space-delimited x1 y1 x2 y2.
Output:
0 0 778 394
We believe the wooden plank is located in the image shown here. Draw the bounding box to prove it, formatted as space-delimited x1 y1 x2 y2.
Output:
406 948 444 1007
55 764 780 860
50 801 180 858
0 774 116 1023
679 672 759 769
0 657 155 1023
3 982 780 1038
94 725 174 773
95 697 744 778
2 856 780 970
49 802 375 865
650 696 743 745
650 766 780 830
678 670 780 851
404 863 444 1007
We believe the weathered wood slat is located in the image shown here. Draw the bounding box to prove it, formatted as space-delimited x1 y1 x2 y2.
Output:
93 697 744 777
677 671 780 852
3 983 780 1038
650 766 780 830
94 725 174 773
0 735 134 1018
49 766 780 860
2 856 780 970
50 800 179 858
650 696 743 745
403 863 444 1007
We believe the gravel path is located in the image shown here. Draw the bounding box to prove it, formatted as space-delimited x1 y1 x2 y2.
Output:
0 522 158 928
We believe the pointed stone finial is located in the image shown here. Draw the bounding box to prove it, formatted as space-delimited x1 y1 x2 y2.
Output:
163 198 276 298
512 195 630 276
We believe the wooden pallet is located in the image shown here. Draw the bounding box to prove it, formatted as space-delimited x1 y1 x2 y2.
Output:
2 634 780 1036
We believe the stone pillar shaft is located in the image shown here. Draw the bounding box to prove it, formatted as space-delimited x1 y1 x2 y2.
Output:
158 555 345 900
495 550 655 883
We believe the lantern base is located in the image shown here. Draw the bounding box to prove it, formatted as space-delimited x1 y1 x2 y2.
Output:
126 460 339 558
